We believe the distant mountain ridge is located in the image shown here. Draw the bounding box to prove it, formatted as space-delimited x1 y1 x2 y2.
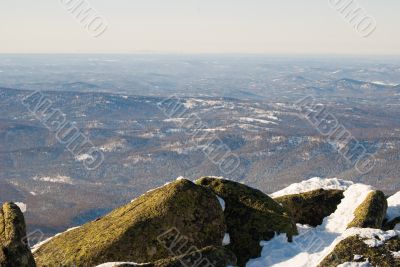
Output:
1 86 400 243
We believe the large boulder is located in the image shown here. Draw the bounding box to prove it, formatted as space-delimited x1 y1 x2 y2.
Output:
34 179 226 266
318 234 400 267
196 177 298 267
97 246 237 267
274 189 344 227
347 190 388 229
0 202 36 267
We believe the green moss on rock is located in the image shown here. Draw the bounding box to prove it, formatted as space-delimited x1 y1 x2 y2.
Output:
347 190 388 229
196 177 298 267
274 189 344 227
34 179 226 266
0 202 36 267
318 235 400 267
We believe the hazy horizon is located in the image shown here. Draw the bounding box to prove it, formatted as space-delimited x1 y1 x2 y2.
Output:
1 0 399 55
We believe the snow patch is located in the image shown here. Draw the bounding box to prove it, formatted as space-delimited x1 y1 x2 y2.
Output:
217 196 225 211
239 117 278 125
353 255 363 261
392 251 400 258
96 263 141 267
337 261 371 267
344 228 399 248
247 182 382 267
99 139 127 152
75 153 94 162
163 118 186 123
223 233 231 246
126 155 151 165
33 175 74 185
183 99 223 109
371 81 398 86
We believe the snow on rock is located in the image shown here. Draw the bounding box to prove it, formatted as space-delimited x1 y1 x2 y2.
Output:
204 176 224 180
223 233 231 246
387 191 400 222
15 202 27 213
337 261 372 267
246 182 382 267
270 177 354 198
176 176 186 181
392 251 400 258
217 196 226 211
96 263 139 267
353 255 363 261
341 228 399 248
323 184 374 233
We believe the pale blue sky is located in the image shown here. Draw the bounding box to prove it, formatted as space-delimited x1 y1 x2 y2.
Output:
0 0 399 54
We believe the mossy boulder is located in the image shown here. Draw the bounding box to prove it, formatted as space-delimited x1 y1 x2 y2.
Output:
196 177 298 267
0 202 36 267
318 235 400 267
34 179 226 266
347 190 388 229
102 246 237 267
274 189 344 227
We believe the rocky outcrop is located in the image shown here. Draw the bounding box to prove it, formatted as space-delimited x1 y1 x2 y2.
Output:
34 179 226 266
347 190 388 229
274 189 344 226
318 235 400 267
196 177 298 267
99 246 237 267
0 202 36 267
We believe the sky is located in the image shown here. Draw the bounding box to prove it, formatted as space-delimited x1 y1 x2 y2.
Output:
0 0 399 54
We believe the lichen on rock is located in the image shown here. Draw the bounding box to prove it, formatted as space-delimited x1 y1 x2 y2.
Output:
0 202 36 267
347 190 388 229
318 235 400 267
195 177 298 267
274 188 344 227
34 179 226 266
